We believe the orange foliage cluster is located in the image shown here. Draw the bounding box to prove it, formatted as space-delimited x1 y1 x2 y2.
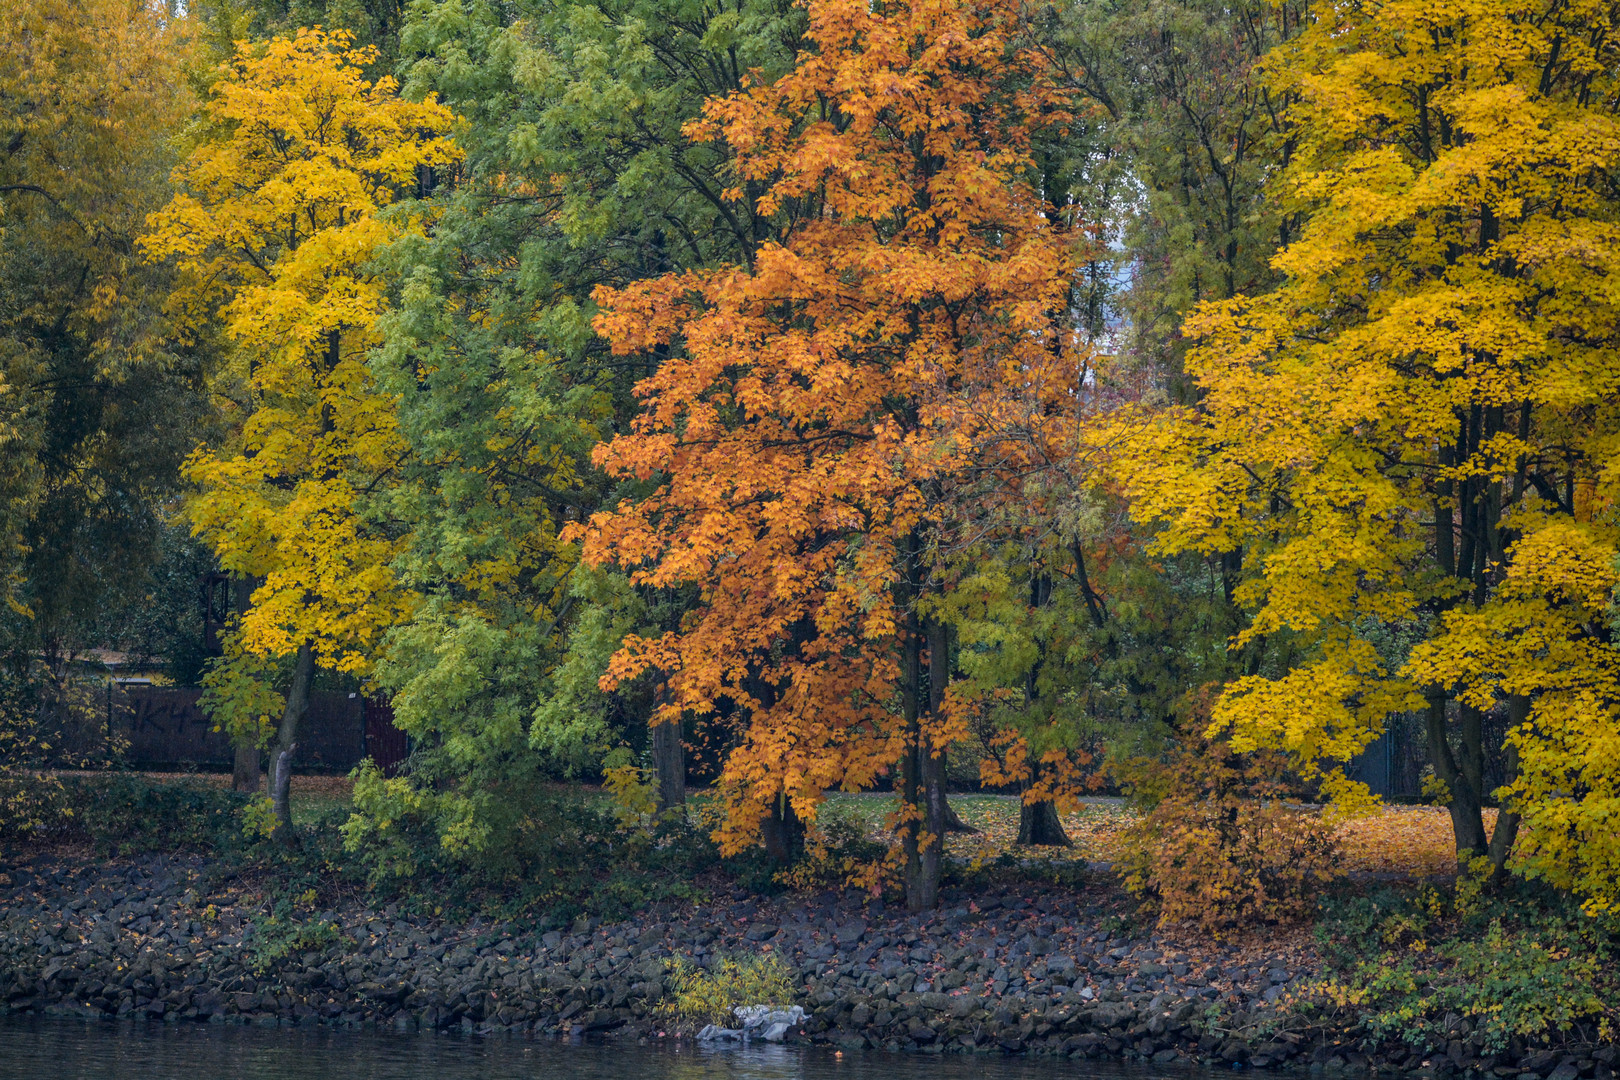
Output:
575 0 1089 876
1118 741 1342 934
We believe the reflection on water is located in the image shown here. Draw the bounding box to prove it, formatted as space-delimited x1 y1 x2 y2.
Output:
0 1016 1212 1080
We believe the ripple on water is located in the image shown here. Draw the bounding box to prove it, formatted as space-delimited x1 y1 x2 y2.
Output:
0 1015 1222 1080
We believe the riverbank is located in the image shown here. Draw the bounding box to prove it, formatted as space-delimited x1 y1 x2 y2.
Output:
3 845 1615 1079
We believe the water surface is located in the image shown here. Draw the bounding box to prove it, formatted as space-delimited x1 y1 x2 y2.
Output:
0 1016 1213 1080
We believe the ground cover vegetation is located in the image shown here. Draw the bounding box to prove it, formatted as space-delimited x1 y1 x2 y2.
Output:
4 0 1620 1062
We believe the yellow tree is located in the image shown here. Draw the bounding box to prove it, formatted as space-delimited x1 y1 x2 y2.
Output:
142 27 457 835
1116 0 1620 908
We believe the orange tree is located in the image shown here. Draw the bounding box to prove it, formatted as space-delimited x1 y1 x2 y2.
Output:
574 0 1082 909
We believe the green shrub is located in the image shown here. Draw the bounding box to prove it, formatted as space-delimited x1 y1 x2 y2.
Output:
342 766 717 920
658 952 797 1028
1 774 248 854
1310 879 1620 1051
66 775 248 855
245 892 347 974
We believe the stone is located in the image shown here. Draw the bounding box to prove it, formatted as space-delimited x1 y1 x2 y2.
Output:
835 920 867 946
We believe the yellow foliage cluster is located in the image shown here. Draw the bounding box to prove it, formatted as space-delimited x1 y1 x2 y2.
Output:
1111 0 1620 911
657 952 796 1028
142 28 459 675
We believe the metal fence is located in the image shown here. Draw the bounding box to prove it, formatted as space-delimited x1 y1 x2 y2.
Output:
1346 708 1514 800
106 685 407 774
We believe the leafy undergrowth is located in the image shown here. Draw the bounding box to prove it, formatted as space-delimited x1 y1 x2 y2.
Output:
1306 873 1619 1052
657 952 797 1028
19 773 1522 899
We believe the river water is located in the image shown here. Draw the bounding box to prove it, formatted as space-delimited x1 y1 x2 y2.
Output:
0 1016 1213 1080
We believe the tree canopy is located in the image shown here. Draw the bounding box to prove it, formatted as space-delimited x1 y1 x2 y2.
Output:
6 0 1620 915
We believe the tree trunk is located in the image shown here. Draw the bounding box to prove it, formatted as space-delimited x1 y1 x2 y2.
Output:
761 796 803 864
229 576 260 793
1424 688 1488 858
269 642 314 844
1017 794 1072 847
651 716 685 814
938 751 977 834
902 615 947 913
1485 693 1528 878
231 741 260 794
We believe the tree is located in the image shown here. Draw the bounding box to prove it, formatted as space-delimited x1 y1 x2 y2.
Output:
1041 0 1307 385
142 27 457 837
0 0 214 697
578 0 1083 909
1116 0 1620 909
343 0 804 852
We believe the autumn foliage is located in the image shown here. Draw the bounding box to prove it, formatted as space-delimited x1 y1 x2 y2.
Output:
577 0 1084 907
11 0 1612 922
1113 0 1620 912
1119 736 1342 934
141 28 458 832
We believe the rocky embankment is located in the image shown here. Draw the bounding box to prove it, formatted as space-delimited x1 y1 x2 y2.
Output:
2 849 1616 1078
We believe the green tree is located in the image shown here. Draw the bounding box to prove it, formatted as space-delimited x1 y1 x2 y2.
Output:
350 0 801 853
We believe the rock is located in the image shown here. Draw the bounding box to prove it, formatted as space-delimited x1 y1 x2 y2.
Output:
1548 1065 1581 1080
907 1018 936 1043
835 920 867 946
744 924 779 943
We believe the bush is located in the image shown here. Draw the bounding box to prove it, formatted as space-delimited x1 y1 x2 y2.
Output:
1311 876 1619 1051
0 668 126 837
245 889 348 974
1118 736 1342 933
1 772 247 854
658 952 798 1028
342 764 717 920
65 775 248 855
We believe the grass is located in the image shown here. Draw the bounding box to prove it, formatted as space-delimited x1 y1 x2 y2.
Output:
81 773 1483 881
816 791 1136 863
